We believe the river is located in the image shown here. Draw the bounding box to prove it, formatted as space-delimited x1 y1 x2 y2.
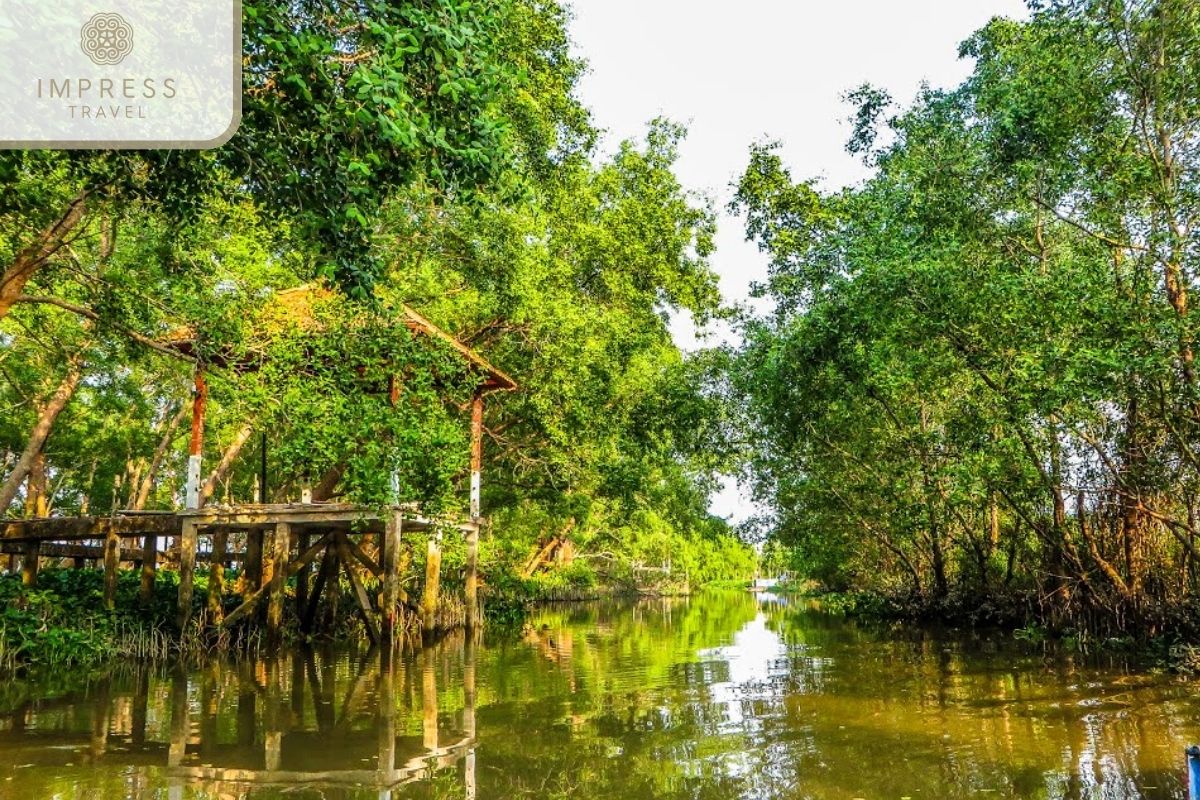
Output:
1 591 1197 799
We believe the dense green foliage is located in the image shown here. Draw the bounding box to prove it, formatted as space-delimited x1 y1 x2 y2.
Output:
731 0 1200 637
0 0 754 630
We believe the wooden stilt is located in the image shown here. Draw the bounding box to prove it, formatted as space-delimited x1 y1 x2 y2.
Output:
295 530 311 618
382 512 403 647
21 541 39 587
139 533 157 603
303 541 337 634
185 369 207 510
208 530 227 624
265 522 289 642
465 525 479 628
338 533 380 644
177 519 198 629
243 529 263 602
470 392 484 520
103 527 121 610
422 535 441 635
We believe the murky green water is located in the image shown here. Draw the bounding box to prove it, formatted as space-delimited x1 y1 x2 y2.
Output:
1 591 1198 799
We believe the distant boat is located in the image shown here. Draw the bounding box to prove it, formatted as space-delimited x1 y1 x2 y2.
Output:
750 578 778 593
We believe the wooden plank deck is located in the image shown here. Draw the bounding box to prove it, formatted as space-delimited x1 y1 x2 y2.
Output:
2 502 482 641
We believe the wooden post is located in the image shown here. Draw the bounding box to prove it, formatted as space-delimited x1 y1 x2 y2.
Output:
185 369 207 510
265 522 289 642
422 534 441 635
382 511 403 647
103 528 121 610
303 541 337 634
465 525 480 629
469 392 484 520
208 530 227 625
139 533 157 603
243 529 263 602
177 519 198 629
21 541 39 586
295 530 310 618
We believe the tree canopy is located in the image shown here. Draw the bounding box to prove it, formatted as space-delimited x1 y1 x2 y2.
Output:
0 2 752 590
729 0 1200 634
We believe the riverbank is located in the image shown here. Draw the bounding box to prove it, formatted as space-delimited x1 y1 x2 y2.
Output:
770 580 1200 674
0 562 748 676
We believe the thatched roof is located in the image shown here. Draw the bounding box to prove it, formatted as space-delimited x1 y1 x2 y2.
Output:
164 284 517 392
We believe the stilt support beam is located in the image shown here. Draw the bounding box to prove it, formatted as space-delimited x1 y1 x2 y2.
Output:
139 533 157 603
177 519 198 629
103 527 121 610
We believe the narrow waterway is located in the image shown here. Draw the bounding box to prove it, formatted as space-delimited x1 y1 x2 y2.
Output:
1 591 1197 799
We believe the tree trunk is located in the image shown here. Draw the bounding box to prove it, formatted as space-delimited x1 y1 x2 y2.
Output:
0 192 89 320
199 423 255 505
23 450 47 517
0 357 85 511
131 402 189 510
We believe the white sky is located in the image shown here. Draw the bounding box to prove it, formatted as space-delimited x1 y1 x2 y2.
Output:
567 0 1029 522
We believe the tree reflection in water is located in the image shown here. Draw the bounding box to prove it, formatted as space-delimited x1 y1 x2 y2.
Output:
0 593 1197 799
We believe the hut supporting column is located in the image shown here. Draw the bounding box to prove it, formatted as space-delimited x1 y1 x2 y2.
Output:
470 392 484 520
295 529 310 616
465 525 479 628
177 519 198 629
185 369 207 510
382 512 403 646
422 533 441 635
139 532 158 603
21 541 39 586
243 530 263 602
303 542 338 634
265 522 289 642
103 527 121 610
208 530 227 624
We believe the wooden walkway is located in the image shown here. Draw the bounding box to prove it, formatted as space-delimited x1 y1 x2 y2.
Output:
0 502 481 643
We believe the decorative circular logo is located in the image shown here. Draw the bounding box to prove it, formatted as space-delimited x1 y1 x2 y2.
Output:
80 12 134 66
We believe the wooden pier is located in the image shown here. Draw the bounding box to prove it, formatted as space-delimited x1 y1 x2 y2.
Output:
0 502 482 643
2 284 512 642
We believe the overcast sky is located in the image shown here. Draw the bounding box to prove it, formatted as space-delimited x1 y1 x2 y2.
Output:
567 0 1030 522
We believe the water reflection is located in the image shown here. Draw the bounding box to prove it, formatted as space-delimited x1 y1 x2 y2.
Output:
1 593 1198 799
0 638 479 799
